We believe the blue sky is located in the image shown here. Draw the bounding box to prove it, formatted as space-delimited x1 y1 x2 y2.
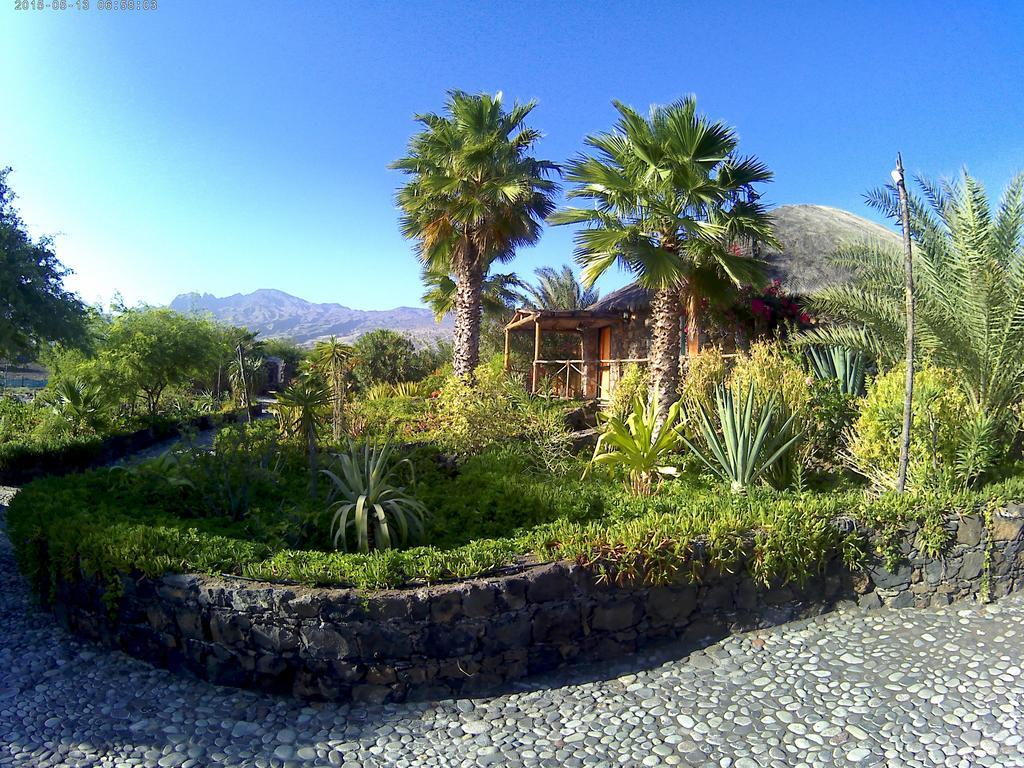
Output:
1 1 1022 311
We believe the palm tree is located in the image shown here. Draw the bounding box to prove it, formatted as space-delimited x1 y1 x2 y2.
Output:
420 268 526 322
550 98 778 419
228 328 264 421
800 171 1024 427
309 336 354 443
393 90 558 381
274 375 331 494
524 264 599 309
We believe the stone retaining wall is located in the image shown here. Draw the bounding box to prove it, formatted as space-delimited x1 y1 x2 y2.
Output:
52 507 1024 703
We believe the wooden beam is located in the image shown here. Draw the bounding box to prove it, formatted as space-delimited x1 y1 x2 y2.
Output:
531 320 542 394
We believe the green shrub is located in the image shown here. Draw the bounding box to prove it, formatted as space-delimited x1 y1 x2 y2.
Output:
848 364 968 491
679 347 727 409
431 362 571 459
606 363 649 421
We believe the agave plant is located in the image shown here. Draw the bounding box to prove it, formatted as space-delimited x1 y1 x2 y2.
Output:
363 382 397 401
806 345 866 396
586 392 683 496
684 383 802 494
322 440 429 552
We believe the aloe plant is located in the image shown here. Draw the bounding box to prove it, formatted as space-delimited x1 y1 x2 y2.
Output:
806 345 866 396
586 393 683 496
322 440 429 552
684 383 802 494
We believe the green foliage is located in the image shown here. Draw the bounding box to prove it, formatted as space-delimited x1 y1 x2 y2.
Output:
101 308 226 416
9 437 1018 595
524 265 599 310
848 364 969 491
0 168 89 358
261 338 307 372
348 395 432 442
802 378 859 475
956 411 1000 488
273 376 331 493
806 345 867 396
587 393 683 496
606 363 649 422
431 362 572 463
420 269 525 322
679 347 727 409
44 377 108 434
685 383 802 493
322 441 429 552
183 424 282 520
801 171 1024 430
351 329 435 389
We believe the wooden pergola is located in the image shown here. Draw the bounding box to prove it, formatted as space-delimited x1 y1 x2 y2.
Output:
503 308 622 399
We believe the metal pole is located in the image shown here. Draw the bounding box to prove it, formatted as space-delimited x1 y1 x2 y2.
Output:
893 153 915 493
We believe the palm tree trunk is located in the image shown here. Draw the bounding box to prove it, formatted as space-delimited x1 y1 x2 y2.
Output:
452 254 484 381
331 368 344 443
649 286 682 422
685 288 701 359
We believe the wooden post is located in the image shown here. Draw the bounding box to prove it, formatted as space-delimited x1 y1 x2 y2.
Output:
532 319 541 394
893 152 915 493
503 326 511 372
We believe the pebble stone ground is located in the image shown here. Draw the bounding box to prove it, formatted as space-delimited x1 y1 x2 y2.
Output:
1 486 1023 767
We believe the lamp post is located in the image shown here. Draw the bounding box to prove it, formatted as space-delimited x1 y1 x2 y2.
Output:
891 154 914 493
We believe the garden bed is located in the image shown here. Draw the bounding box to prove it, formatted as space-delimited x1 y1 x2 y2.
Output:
0 407 255 485
7 434 1024 702
34 507 1024 702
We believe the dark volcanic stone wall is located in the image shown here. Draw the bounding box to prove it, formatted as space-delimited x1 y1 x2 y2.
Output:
51 507 1024 703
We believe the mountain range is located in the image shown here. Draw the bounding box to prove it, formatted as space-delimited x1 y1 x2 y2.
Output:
169 205 898 346
169 289 452 346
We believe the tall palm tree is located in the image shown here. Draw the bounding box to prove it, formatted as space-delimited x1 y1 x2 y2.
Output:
420 268 526 322
800 171 1024 425
524 264 599 309
393 90 558 381
309 336 354 443
550 98 778 418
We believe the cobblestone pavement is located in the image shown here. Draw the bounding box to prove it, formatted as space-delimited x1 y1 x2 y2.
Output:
1 488 1022 767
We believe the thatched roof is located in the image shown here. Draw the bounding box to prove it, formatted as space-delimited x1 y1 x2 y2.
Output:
587 204 900 313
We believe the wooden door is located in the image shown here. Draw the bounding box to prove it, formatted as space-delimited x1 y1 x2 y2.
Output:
598 327 612 400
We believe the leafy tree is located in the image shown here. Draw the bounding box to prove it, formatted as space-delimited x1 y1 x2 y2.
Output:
262 337 307 377
420 268 525 322
309 336 354 442
551 98 777 418
393 90 558 380
351 329 429 388
103 308 224 417
524 264 599 309
0 168 88 358
800 171 1024 428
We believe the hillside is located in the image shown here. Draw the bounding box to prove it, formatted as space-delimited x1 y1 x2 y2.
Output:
169 289 452 346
